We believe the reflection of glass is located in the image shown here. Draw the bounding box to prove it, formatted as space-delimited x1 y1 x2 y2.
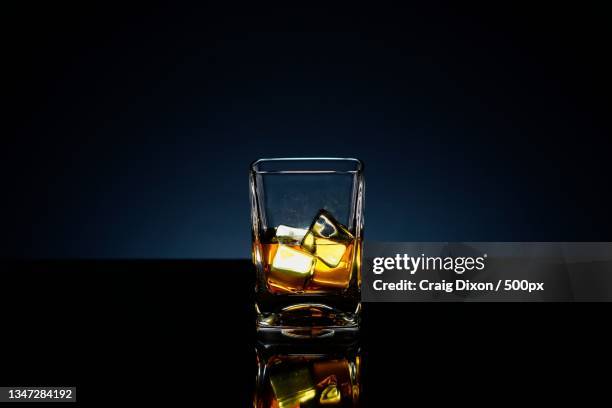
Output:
254 338 361 407
250 158 364 334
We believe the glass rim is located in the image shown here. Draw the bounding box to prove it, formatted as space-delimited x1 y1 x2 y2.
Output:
251 157 363 174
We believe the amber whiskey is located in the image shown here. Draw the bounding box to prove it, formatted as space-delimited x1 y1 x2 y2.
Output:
252 210 361 330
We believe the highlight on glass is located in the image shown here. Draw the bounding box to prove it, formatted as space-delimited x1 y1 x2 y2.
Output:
250 158 364 335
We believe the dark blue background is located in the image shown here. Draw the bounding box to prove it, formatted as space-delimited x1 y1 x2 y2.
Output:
5 2 611 258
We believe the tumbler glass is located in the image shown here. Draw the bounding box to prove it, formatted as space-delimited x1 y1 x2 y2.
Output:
250 158 364 335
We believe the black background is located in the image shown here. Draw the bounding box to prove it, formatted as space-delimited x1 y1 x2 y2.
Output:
2 260 609 406
4 1 612 257
3 1 611 405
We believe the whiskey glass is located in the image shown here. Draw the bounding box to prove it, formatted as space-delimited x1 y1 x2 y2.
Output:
250 158 364 336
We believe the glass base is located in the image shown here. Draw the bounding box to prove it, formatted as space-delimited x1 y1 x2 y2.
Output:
256 303 360 339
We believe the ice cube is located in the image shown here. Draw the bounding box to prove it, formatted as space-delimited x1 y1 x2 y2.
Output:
312 238 347 268
275 225 308 245
319 384 341 405
301 210 354 267
310 209 353 242
270 366 316 408
302 231 316 252
316 375 338 389
313 359 351 387
269 245 315 291
311 257 352 289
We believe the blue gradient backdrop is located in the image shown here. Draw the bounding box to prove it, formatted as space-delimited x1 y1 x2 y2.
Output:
4 3 611 258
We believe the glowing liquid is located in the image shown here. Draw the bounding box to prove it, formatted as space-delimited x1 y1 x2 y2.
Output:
257 241 357 294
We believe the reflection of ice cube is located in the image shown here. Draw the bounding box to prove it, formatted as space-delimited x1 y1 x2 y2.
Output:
275 225 308 244
270 366 316 408
313 359 351 386
320 384 341 405
313 359 351 404
270 246 315 290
